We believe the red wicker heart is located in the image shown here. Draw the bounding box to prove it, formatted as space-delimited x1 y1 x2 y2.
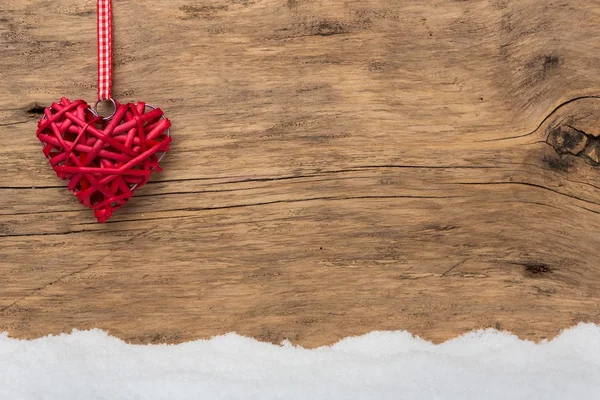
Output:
36 97 172 223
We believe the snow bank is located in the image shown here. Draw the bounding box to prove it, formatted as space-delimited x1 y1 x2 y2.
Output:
1 323 599 400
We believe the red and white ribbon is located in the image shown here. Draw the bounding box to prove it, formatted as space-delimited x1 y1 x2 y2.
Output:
97 0 113 100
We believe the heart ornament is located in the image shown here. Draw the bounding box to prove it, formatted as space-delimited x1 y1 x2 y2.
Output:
36 97 172 222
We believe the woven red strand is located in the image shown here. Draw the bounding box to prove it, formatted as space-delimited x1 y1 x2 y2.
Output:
36 97 172 223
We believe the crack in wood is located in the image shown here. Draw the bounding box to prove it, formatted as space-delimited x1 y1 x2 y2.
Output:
0 229 153 313
454 181 600 207
0 256 110 313
0 165 499 192
0 195 466 236
0 119 33 127
441 259 469 277
477 95 600 143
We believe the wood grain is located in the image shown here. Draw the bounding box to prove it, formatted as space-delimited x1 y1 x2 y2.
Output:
2 0 600 346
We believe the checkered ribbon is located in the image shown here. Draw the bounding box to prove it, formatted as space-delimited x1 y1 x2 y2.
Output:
97 0 113 100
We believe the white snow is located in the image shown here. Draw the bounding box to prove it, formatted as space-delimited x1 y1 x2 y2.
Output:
1 323 600 400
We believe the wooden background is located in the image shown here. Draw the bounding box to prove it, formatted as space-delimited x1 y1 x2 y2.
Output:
1 0 600 346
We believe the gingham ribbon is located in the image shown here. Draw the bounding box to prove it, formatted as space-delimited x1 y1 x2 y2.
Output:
97 0 113 100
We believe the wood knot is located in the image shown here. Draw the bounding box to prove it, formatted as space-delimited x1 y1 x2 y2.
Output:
534 96 600 168
524 263 552 275
511 261 554 277
27 104 46 115
547 125 600 164
515 262 553 276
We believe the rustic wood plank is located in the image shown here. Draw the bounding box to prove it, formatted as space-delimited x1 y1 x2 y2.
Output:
1 0 600 346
